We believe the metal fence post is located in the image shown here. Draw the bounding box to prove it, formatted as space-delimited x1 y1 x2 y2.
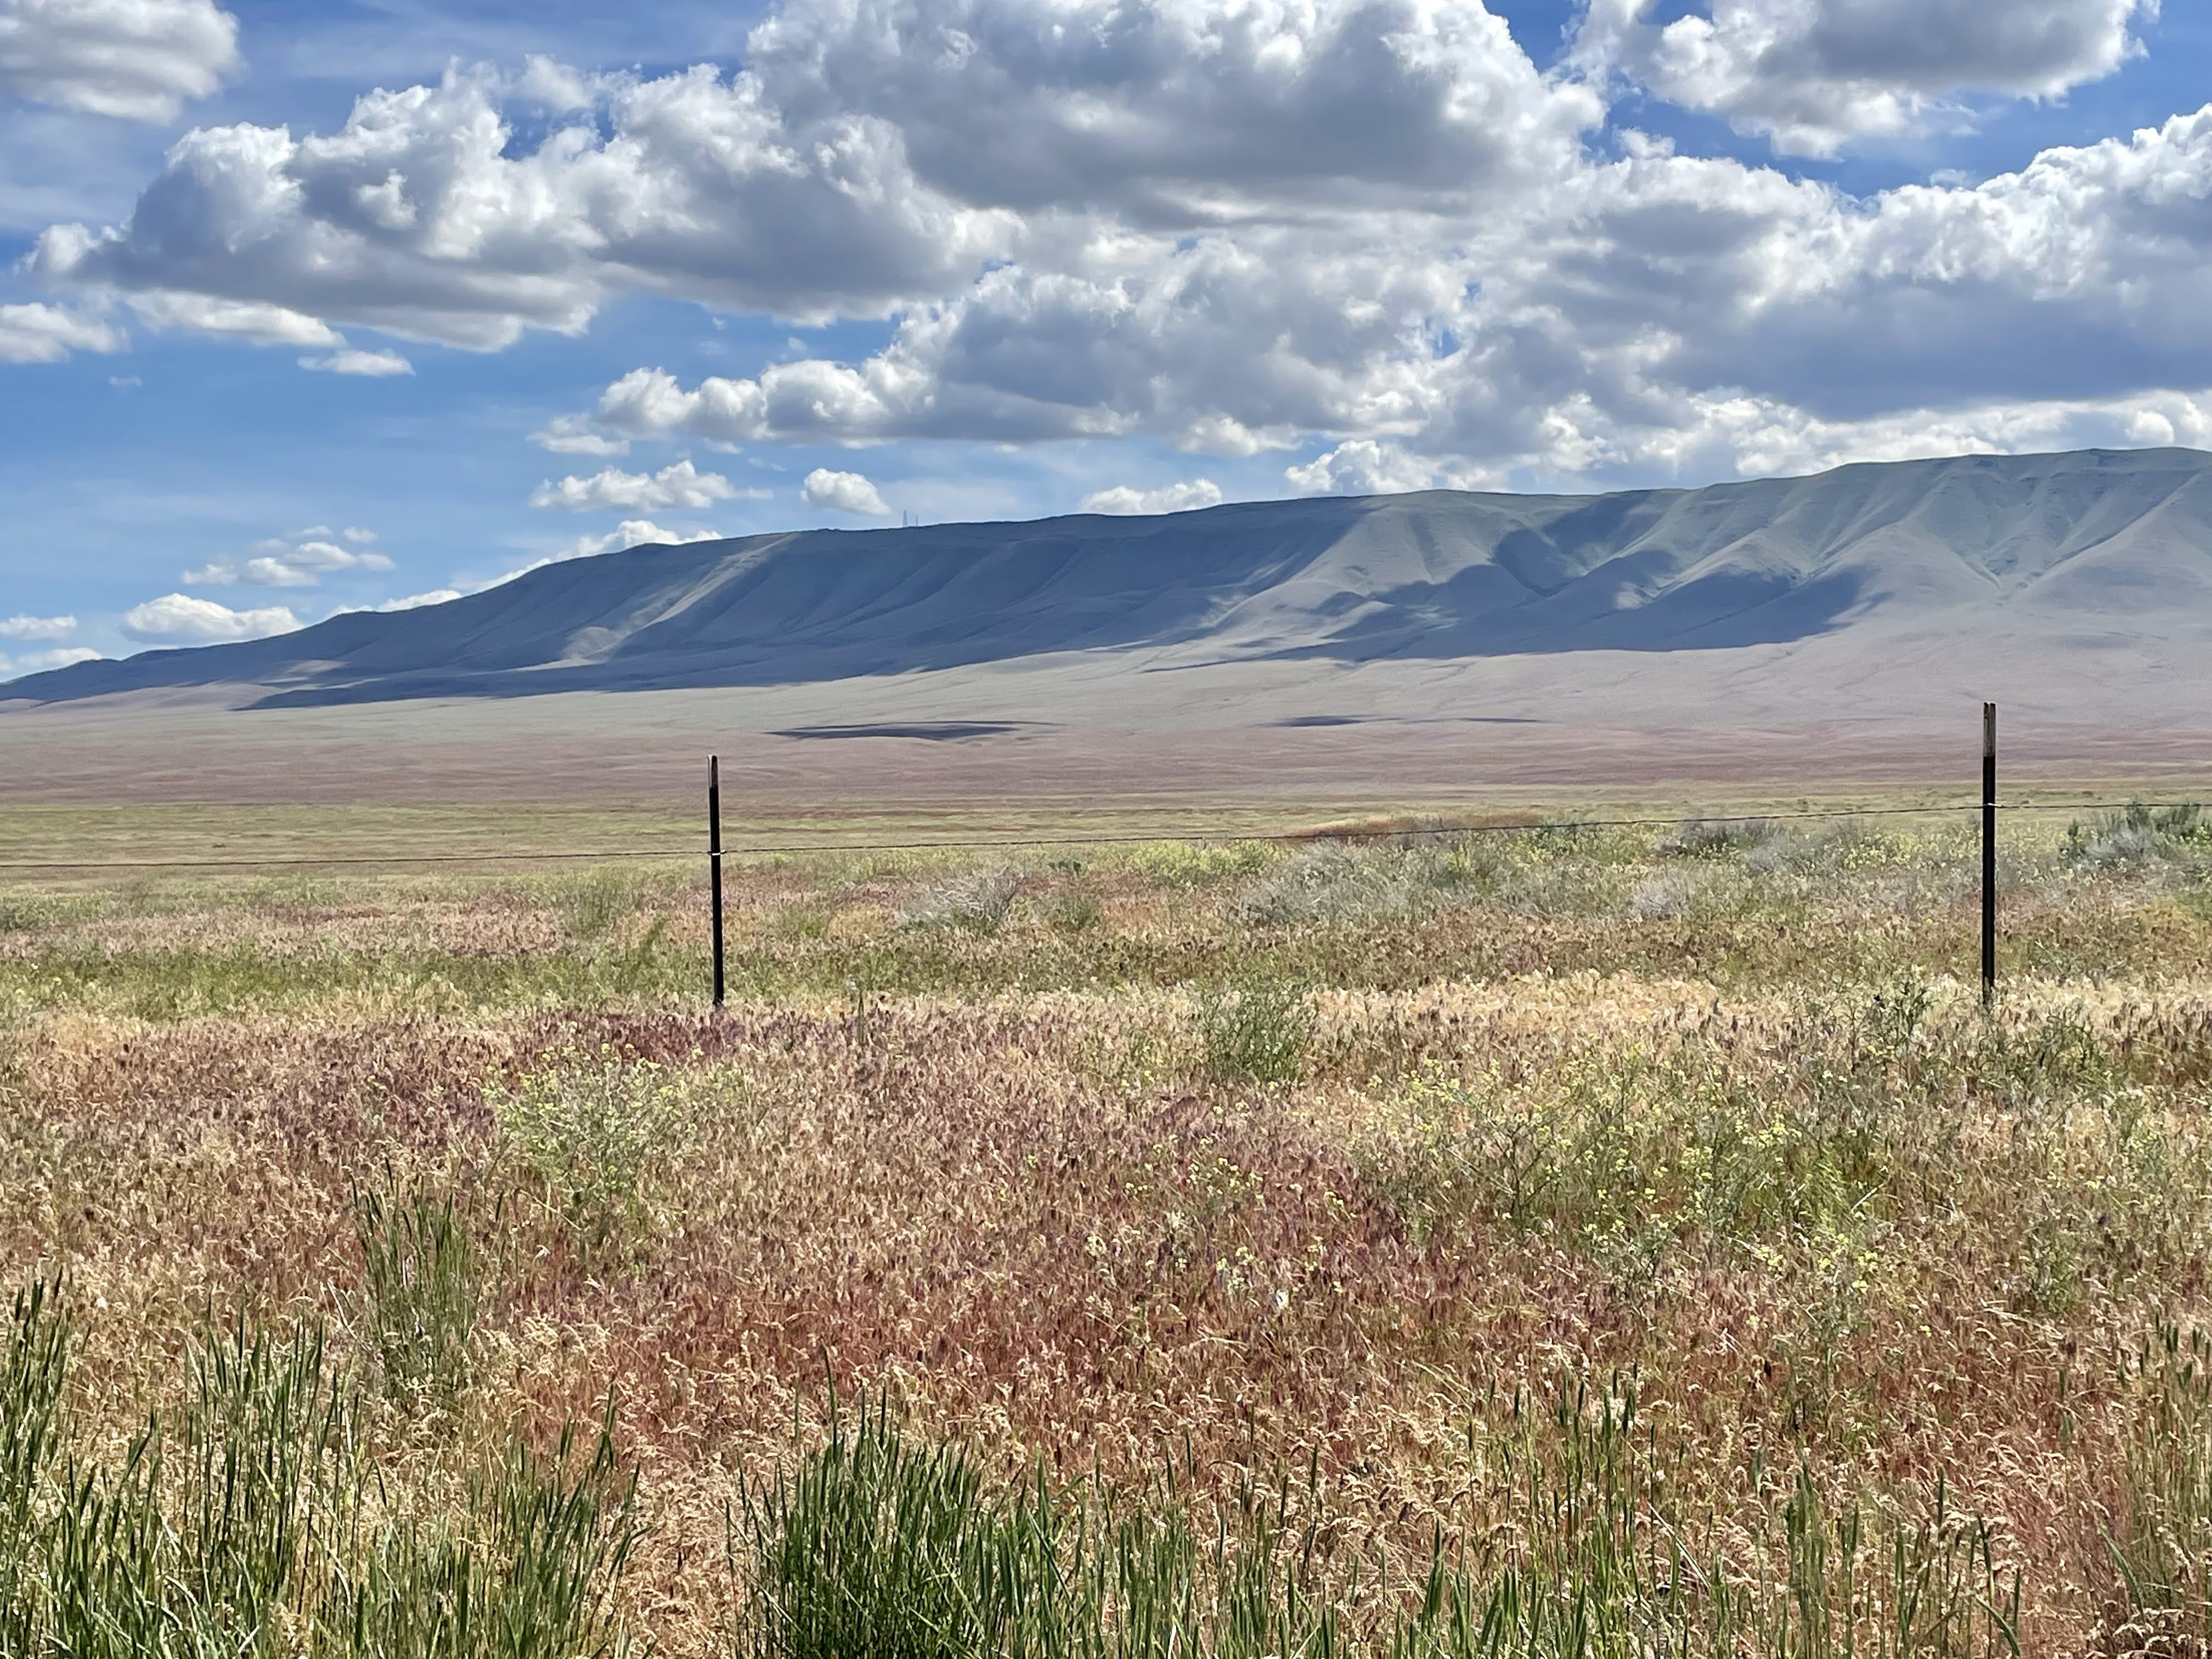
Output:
709 755 726 1010
1982 703 1996 1009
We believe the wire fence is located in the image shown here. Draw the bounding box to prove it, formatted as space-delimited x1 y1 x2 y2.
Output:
0 795 2203 873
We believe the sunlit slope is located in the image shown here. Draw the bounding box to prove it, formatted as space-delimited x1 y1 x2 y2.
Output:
14 446 2212 709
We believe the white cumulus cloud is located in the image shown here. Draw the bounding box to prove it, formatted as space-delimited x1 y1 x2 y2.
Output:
552 518 727 562
0 302 123 364
0 0 239 122
802 467 890 516
1080 479 1224 515
22 0 2212 493
531 415 629 456
531 459 740 512
565 101 2212 486
30 62 1018 348
1575 0 2155 156
185 537 396 588
27 0 1593 348
0 647 102 681
0 613 75 639
125 292 342 347
1285 442 1436 496
300 348 413 376
121 594 302 643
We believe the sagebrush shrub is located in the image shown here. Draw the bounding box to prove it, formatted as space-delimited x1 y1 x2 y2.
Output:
1657 817 1775 859
2067 802 2212 871
896 869 1021 933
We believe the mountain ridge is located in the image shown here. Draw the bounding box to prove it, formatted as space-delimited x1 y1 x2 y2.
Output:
11 445 2212 710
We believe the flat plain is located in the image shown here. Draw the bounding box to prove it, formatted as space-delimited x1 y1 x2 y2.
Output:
5 782 2212 1656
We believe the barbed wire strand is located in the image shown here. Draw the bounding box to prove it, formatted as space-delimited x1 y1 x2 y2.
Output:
0 797 2203 872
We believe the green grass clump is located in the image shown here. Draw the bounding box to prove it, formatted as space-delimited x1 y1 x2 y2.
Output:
354 1182 486 1420
27 1311 352 1657
2105 1321 2212 1647
0 1278 66 1655
557 868 651 941
736 1390 1356 1659
0 1277 639 1659
1047 889 1103 935
318 1418 639 1659
738 1392 1007 1659
736 1379 2021 1659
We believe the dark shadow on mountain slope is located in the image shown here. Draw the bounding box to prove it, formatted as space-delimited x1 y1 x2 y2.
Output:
240 566 1865 708
1270 714 1544 727
771 721 1041 740
1268 568 1866 663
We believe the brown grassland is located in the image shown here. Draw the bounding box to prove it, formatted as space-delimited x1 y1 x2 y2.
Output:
4 798 2212 1656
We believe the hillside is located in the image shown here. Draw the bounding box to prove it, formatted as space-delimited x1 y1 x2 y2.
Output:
10 445 2212 712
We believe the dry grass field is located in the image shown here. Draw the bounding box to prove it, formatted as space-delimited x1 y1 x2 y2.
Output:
5 799 2212 1656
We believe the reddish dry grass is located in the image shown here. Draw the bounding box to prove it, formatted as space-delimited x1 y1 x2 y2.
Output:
6 977 2211 1651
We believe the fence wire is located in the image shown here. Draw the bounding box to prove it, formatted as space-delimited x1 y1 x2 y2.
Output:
0 797 2203 873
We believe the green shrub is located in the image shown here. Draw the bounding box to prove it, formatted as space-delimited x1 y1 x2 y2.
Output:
1124 841 1276 891
1046 889 1103 935
492 1047 688 1254
1237 838 1512 929
1740 820 1904 877
1238 843 1421 928
1195 976 1313 1086
1626 868 1717 920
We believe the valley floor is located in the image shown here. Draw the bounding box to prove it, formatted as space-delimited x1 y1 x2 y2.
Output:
4 805 2212 1654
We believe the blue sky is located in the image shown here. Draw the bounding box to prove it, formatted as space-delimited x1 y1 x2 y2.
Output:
2 0 2209 670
